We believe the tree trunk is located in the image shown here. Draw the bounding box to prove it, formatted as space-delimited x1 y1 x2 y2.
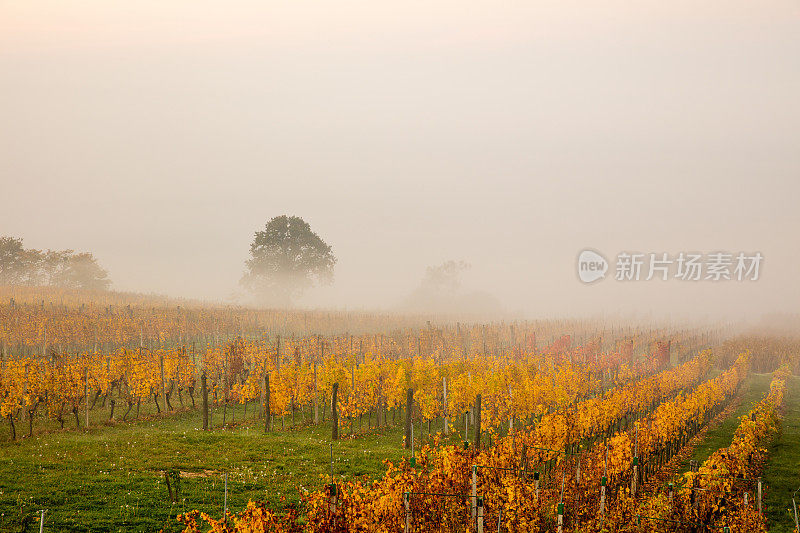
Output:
123 401 134 421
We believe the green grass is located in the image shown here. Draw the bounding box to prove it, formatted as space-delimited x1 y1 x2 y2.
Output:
2 374 797 532
763 375 800 533
677 373 772 471
671 373 800 532
0 405 425 532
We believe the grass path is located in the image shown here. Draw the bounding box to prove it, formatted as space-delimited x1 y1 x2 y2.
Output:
677 373 772 471
762 375 800 533
667 372 799 532
640 383 745 495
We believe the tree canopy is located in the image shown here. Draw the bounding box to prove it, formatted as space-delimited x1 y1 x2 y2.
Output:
241 216 336 306
402 260 503 316
0 236 111 290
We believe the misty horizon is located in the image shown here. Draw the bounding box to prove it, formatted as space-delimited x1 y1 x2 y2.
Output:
2 1 798 321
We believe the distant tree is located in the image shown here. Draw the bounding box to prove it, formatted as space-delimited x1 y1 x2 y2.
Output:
241 216 336 306
0 236 111 290
419 260 471 294
402 260 503 316
39 249 70 286
53 252 112 290
0 236 40 285
0 236 27 284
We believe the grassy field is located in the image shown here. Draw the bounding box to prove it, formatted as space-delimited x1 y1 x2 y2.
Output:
0 405 424 532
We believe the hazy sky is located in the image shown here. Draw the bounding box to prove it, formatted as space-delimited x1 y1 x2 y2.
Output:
1 1 799 320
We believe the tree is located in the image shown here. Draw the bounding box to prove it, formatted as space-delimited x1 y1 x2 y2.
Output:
242 216 336 306
53 252 112 290
0 236 111 290
419 260 471 294
0 236 32 284
401 260 503 316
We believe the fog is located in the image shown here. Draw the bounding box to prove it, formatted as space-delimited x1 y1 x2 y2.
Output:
1 1 798 321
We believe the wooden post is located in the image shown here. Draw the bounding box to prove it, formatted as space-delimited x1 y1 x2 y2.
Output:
201 372 209 430
222 346 228 427
264 372 271 432
404 492 411 533
600 476 606 518
442 377 449 435
208 375 214 428
160 354 168 412
508 386 513 434
405 388 413 449
471 465 477 524
469 379 474 424
331 382 339 440
474 394 482 450
557 472 566 533
477 496 484 533
314 363 319 424
259 366 265 418
758 477 762 515
329 483 338 527
84 366 89 429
